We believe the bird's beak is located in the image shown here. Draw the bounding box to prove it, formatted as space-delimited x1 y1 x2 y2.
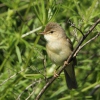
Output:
39 31 46 35
39 32 45 35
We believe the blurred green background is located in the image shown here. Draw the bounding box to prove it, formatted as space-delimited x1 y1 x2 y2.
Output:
0 0 100 100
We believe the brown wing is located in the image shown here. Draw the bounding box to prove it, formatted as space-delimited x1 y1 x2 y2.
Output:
66 36 77 65
66 37 73 50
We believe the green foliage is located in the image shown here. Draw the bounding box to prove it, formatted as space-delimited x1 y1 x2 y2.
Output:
0 0 100 100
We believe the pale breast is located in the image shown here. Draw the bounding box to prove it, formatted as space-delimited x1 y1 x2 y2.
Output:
46 40 72 65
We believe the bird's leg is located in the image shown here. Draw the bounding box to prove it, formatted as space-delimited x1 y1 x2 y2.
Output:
64 61 69 66
53 66 60 77
54 70 59 77
54 61 70 77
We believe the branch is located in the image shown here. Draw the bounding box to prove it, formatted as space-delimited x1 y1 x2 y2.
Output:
35 19 100 100
74 32 100 57
71 24 84 36
21 26 42 38
69 19 84 36
0 70 24 86
17 79 42 100
90 85 100 95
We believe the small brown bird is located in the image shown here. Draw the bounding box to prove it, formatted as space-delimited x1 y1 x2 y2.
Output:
41 22 77 89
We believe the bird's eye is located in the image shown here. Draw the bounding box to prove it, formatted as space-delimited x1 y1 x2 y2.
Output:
50 31 54 34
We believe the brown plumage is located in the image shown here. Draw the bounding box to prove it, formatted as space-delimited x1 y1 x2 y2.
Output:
42 22 77 89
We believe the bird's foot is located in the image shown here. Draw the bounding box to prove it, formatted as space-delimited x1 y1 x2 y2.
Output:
64 61 69 66
54 70 59 77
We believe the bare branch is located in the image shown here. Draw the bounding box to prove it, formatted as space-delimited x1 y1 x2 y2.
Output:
69 19 84 36
71 24 84 36
90 85 100 95
74 32 100 56
0 69 24 86
17 79 42 100
35 19 100 100
21 26 42 38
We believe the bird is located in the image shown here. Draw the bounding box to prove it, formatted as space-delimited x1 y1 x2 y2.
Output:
41 22 77 89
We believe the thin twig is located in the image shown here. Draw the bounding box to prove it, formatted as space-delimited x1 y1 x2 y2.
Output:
17 79 42 100
69 19 84 36
21 26 42 38
0 69 24 86
35 19 100 100
74 32 100 57
71 24 84 36
90 85 100 95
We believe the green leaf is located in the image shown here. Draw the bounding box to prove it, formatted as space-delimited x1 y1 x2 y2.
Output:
15 45 22 64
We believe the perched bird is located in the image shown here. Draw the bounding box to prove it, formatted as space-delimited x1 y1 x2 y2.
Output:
41 22 77 89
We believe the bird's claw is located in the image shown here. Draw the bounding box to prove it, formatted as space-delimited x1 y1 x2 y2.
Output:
64 61 69 66
54 70 59 77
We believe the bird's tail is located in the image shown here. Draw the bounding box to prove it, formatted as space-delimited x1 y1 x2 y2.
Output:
64 63 77 89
